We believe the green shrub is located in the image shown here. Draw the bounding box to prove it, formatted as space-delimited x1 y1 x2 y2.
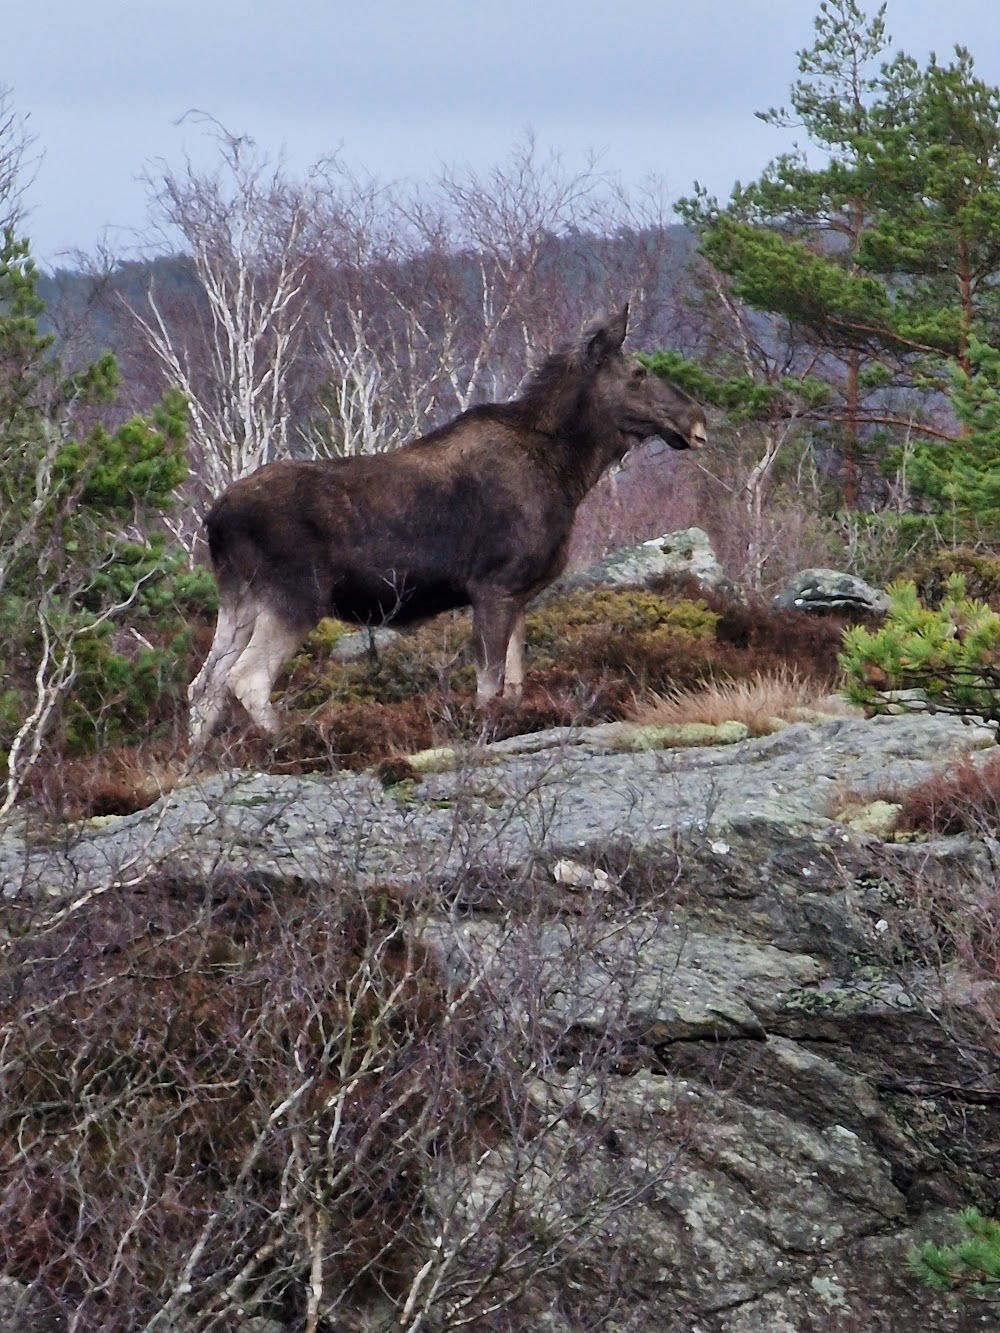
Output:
840 574 1000 727
0 231 200 788
526 589 719 661
908 1207 1000 1298
905 546 1000 610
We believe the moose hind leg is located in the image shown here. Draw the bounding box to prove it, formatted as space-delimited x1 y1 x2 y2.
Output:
472 597 522 705
226 608 307 735
188 602 255 746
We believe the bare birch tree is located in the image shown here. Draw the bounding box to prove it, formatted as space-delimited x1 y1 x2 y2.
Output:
306 138 682 458
127 118 316 509
128 127 687 510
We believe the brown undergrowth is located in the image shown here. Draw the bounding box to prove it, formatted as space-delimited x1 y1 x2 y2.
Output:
21 733 190 822
0 858 690 1329
0 872 512 1328
23 586 858 820
0 874 450 1325
892 752 1000 838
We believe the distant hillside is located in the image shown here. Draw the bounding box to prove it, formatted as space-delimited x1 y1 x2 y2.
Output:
36 225 699 377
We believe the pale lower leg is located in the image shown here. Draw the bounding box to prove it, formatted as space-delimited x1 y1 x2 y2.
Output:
502 611 526 702
473 599 521 705
188 604 255 746
227 610 306 735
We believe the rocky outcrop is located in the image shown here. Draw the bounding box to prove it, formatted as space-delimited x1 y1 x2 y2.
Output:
555 527 744 601
774 568 890 616
327 624 399 662
0 1279 52 1333
2 713 998 1330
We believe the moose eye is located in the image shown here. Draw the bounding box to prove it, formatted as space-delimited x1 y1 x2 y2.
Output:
631 365 647 383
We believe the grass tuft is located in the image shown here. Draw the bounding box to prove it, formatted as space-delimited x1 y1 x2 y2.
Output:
631 667 857 737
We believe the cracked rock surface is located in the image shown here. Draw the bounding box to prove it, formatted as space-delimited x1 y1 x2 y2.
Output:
4 713 999 1331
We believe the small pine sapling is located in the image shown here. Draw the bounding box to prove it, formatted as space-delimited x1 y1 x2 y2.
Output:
908 1207 1000 1301
840 574 1000 733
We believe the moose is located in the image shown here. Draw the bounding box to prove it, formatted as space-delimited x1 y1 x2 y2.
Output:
188 306 707 745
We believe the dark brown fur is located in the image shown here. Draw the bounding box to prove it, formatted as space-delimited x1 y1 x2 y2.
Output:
189 306 707 743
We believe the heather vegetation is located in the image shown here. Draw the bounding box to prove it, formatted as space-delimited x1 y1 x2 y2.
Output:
5 1 1000 1324
2 863 702 1331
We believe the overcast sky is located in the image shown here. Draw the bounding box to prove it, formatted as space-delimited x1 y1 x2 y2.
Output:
5 0 1000 270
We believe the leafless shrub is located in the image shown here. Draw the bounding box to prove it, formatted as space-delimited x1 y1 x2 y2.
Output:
892 753 1000 839
0 815 691 1330
0 84 36 236
570 424 847 593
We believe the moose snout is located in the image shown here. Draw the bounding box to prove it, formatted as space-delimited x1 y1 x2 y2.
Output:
690 420 708 449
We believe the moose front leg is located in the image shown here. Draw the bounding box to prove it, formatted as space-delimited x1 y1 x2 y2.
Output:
472 597 523 705
503 610 526 702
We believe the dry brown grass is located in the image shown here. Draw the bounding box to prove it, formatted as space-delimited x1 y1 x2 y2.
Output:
630 667 858 738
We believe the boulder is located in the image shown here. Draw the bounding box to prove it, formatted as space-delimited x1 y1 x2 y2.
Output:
0 1279 56 1333
774 568 890 616
328 625 399 662
555 527 743 601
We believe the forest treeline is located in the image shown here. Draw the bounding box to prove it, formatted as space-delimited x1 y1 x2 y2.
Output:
5 0 1000 796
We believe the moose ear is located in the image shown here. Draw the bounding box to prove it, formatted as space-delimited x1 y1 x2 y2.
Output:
583 303 630 365
610 302 630 346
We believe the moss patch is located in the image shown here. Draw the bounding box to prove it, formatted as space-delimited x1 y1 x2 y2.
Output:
612 720 750 751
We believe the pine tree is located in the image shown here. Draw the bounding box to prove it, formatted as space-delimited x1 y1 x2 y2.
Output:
677 2 1000 520
0 230 193 810
677 0 920 507
908 1208 1000 1301
861 51 1000 531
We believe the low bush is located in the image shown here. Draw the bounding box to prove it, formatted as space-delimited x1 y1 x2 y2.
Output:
893 752 1000 838
703 590 857 685
22 736 187 820
906 546 1000 610
526 588 719 658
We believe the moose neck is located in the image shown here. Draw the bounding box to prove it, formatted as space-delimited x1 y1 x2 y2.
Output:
539 401 632 505
513 340 639 504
